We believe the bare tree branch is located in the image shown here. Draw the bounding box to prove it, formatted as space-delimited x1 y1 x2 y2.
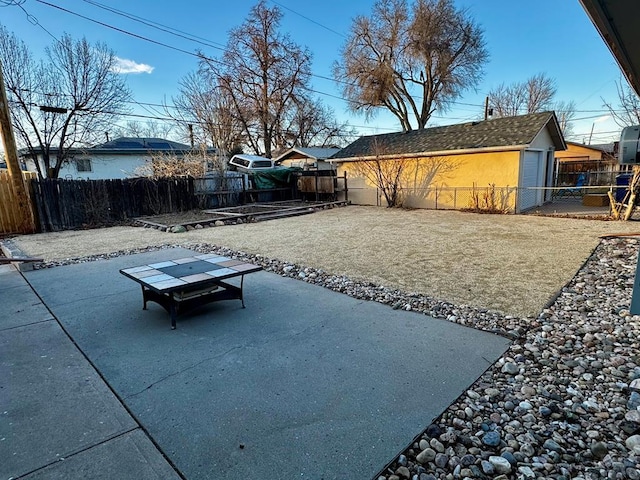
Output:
334 0 488 131
0 25 131 178
170 71 244 158
554 99 576 137
602 79 640 128
488 73 556 117
198 0 311 158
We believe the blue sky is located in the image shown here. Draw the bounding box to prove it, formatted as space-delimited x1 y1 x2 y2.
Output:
0 0 628 145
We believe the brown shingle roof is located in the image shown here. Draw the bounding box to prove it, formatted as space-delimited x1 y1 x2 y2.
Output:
331 111 565 160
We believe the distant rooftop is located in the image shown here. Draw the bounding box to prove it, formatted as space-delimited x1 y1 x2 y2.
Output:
275 147 341 163
93 137 191 151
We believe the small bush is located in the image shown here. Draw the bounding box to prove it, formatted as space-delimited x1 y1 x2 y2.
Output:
465 183 512 214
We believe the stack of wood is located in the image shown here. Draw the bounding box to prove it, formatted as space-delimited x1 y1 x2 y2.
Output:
608 165 640 220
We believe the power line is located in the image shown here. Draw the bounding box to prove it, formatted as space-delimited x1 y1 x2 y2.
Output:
30 0 488 113
33 0 359 106
15 1 59 42
18 1 621 137
80 0 226 52
270 0 346 38
32 0 233 78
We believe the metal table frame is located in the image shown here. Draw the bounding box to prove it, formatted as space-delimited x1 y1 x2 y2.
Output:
120 255 262 329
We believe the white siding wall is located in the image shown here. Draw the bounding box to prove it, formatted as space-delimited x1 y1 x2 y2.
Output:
70 155 151 179
529 126 554 150
24 154 152 179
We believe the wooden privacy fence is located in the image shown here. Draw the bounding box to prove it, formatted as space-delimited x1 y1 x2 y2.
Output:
0 170 37 235
26 172 345 232
30 177 201 232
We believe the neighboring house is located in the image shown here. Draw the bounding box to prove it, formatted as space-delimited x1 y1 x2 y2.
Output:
275 147 340 171
554 141 621 186
329 111 566 213
20 137 216 179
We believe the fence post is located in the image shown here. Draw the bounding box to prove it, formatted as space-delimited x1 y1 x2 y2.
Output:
315 170 319 202
343 171 348 204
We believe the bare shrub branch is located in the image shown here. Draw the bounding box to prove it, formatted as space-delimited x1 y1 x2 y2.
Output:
133 151 209 179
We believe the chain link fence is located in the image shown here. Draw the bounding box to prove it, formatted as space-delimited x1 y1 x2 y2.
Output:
348 184 619 215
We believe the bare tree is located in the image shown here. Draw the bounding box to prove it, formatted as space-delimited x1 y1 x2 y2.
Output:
352 157 406 207
349 138 407 207
334 0 488 131
111 120 176 141
171 71 244 158
488 73 575 135
603 79 640 128
489 73 557 117
554 100 576 137
0 25 131 178
524 74 556 113
277 96 358 149
198 1 311 158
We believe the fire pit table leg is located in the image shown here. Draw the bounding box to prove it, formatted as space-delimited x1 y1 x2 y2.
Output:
170 301 177 330
241 275 245 308
142 285 148 310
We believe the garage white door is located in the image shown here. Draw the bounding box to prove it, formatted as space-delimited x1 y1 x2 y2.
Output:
519 150 542 211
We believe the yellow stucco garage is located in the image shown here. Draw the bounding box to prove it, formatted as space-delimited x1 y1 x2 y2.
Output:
330 111 566 213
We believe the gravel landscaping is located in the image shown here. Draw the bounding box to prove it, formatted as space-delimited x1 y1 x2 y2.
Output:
5 206 640 478
378 237 640 480
9 206 640 317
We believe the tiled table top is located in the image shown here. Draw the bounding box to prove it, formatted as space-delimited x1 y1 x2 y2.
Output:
120 254 262 292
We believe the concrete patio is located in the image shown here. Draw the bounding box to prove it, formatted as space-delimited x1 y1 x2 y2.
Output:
2 248 511 479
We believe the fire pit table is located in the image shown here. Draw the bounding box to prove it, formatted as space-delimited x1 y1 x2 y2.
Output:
120 254 262 329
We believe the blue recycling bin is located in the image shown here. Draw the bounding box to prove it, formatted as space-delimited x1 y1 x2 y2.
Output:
616 173 633 202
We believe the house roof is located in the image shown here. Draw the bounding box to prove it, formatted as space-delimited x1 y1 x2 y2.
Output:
330 111 566 161
564 141 617 155
586 142 616 154
565 141 609 151
275 147 341 163
19 137 216 158
93 137 190 150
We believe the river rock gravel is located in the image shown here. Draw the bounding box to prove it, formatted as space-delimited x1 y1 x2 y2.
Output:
20 236 640 479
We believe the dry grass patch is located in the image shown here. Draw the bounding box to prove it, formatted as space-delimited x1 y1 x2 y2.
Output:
11 206 640 317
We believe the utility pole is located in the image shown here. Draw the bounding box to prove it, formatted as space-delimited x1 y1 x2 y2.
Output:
0 60 33 233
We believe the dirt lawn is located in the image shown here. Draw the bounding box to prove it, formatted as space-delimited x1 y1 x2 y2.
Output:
11 206 640 317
